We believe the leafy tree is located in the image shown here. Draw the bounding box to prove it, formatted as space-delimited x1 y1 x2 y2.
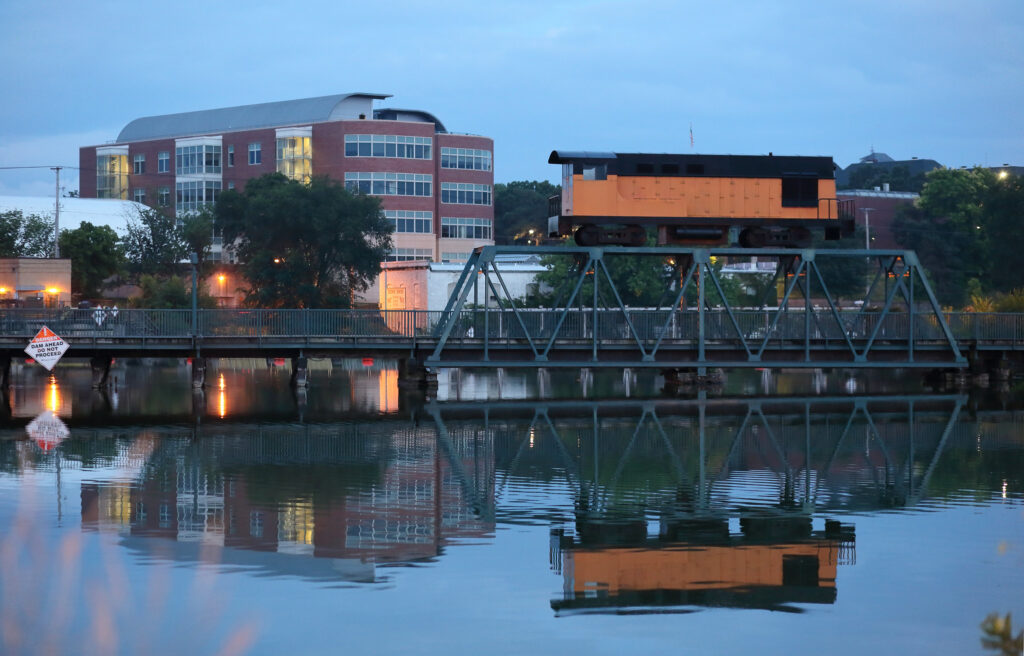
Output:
130 274 215 309
122 207 187 279
494 181 560 244
180 207 216 277
812 227 868 300
215 173 392 308
58 222 124 299
0 210 55 257
891 167 1022 306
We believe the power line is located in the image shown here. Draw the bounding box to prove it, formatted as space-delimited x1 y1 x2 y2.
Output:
0 165 81 171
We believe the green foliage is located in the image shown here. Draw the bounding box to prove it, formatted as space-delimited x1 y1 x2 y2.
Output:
892 168 1023 307
494 180 560 244
0 210 55 257
813 226 868 300
179 207 216 277
57 222 124 299
215 174 392 308
131 274 216 309
122 207 187 279
993 289 1024 312
981 612 1023 655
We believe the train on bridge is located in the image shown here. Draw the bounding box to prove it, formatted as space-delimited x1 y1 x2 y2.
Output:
547 151 855 247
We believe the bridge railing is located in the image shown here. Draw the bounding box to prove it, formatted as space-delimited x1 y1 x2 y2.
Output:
0 308 1021 347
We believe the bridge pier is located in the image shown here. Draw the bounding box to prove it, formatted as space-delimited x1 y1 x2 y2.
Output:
398 355 437 390
0 354 10 389
191 357 207 390
291 357 309 388
662 368 724 394
90 355 113 389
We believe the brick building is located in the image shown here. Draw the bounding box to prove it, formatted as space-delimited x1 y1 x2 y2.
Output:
78 93 494 302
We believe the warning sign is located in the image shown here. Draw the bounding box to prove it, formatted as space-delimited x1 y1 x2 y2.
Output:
26 410 69 451
24 326 69 371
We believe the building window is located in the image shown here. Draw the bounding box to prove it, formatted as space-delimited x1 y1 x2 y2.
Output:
345 134 432 159
387 248 433 261
96 153 128 200
276 136 312 182
442 252 471 262
227 145 234 167
133 188 146 204
441 182 491 205
133 154 145 175
158 151 170 173
440 147 491 171
176 144 221 175
441 217 491 239
158 187 170 207
781 176 819 207
248 143 261 165
227 181 235 190
345 172 432 197
385 210 432 234
176 180 221 213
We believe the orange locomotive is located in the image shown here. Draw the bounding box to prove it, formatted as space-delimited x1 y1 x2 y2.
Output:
547 151 854 247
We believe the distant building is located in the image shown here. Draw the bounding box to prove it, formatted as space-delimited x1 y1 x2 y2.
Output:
78 93 494 272
0 196 148 236
836 188 918 250
837 151 942 189
0 258 71 307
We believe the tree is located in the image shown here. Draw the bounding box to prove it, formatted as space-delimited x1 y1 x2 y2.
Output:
58 222 124 299
494 181 560 244
130 274 216 309
180 207 216 277
215 173 393 308
891 167 1021 306
122 207 187 279
0 210 55 257
812 227 868 301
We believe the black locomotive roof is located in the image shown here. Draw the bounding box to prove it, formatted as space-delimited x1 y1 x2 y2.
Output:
549 150 836 179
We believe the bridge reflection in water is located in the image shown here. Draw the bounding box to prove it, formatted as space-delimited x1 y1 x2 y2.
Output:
43 392 1012 611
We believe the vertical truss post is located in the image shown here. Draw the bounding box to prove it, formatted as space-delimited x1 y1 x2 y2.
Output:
697 250 707 364
592 251 599 362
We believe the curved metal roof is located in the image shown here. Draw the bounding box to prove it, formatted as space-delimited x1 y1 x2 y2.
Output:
116 93 392 142
373 108 447 133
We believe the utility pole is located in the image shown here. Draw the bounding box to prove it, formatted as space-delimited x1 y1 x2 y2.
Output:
51 166 62 257
861 207 875 299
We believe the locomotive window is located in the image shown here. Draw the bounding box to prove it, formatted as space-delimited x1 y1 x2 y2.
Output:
685 163 705 175
660 164 679 174
582 165 607 180
782 176 818 207
636 163 654 174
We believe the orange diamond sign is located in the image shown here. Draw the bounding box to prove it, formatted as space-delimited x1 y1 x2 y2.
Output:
24 326 69 371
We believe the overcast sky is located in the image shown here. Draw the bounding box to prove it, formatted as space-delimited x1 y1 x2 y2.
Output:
1 0 1022 197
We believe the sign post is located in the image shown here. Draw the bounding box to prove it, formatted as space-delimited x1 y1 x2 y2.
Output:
24 326 69 371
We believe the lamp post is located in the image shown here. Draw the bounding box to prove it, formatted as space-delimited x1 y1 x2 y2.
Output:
190 252 198 337
861 208 875 299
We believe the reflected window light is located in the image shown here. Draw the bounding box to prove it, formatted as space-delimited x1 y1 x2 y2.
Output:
48 375 60 413
529 427 535 448
1003 480 1008 499
218 373 227 418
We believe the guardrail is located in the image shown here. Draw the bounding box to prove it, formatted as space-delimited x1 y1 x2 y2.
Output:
0 308 1021 346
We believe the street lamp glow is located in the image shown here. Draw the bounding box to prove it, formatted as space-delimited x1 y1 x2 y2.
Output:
998 170 1008 180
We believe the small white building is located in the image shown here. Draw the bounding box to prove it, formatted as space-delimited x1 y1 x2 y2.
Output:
379 254 548 312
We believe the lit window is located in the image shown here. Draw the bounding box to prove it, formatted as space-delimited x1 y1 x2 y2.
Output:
345 172 432 197
441 182 491 205
345 134 432 159
133 154 145 175
276 136 312 182
96 151 128 199
385 210 432 233
440 147 491 171
248 143 261 165
158 151 170 173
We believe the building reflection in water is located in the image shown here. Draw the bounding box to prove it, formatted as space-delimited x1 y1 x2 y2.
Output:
53 392 1002 606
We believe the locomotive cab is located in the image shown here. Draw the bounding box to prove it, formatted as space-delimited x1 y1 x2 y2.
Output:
548 151 854 247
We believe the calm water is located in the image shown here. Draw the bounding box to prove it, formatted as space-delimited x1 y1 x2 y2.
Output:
0 359 1021 655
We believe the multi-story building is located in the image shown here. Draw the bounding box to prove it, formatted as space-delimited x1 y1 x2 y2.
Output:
78 93 494 278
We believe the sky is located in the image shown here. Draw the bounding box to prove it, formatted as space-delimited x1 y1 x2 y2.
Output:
1 0 1022 197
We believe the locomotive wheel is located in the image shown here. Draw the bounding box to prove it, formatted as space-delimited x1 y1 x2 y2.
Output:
574 224 601 246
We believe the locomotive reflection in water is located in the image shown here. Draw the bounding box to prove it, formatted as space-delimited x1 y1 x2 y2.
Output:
12 392 988 609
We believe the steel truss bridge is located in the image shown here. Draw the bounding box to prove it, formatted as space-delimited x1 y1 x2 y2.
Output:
0 247 1022 375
